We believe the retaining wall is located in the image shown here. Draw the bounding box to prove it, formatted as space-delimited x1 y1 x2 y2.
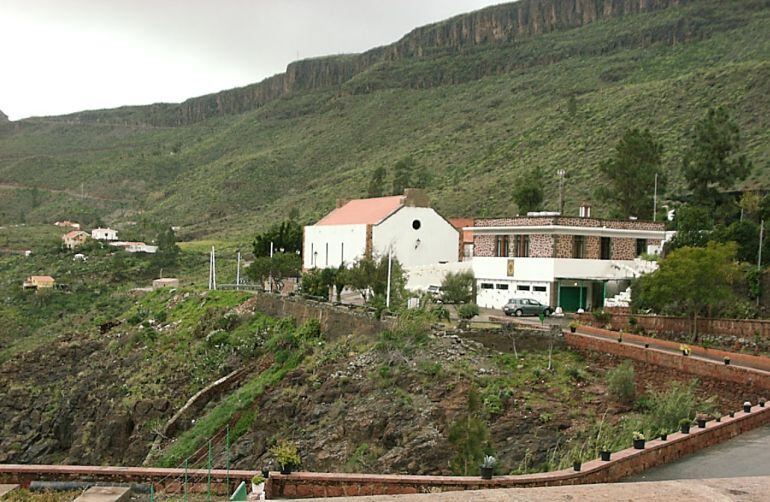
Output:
575 312 770 339
265 405 770 498
242 293 387 339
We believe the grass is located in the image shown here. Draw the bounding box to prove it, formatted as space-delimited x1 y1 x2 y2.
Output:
0 0 766 239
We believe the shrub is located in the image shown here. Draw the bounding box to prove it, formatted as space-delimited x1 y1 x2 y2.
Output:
430 305 450 322
592 310 611 324
441 271 474 304
270 440 301 469
606 361 636 404
458 303 480 320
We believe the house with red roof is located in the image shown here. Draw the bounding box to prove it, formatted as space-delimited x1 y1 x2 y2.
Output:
303 189 460 270
62 230 89 250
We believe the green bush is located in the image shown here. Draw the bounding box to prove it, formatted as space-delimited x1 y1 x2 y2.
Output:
441 271 475 304
606 361 636 404
458 303 480 320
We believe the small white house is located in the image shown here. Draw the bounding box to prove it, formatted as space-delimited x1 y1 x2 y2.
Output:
303 189 460 270
91 227 118 241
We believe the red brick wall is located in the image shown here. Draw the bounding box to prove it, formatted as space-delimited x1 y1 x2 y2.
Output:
265 406 770 498
576 312 770 339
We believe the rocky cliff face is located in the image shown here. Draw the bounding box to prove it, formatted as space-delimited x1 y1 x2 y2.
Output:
55 0 692 127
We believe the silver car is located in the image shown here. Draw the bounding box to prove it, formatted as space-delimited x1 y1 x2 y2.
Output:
503 298 553 317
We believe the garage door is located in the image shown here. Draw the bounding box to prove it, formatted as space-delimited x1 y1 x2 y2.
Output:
560 286 587 312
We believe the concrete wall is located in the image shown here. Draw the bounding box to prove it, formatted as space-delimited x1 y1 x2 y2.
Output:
303 224 368 269
404 261 472 291
372 207 459 268
265 405 770 498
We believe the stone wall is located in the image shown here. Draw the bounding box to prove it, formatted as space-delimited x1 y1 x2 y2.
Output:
242 293 387 339
611 237 636 260
575 312 770 340
265 405 770 498
473 216 664 231
529 234 553 257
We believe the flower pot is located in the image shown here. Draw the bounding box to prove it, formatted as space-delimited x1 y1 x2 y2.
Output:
744 404 751 413
659 433 667 441
252 482 265 498
680 424 690 434
573 462 581 472
729 411 735 418
280 464 293 475
480 467 494 480
682 350 688 356
724 359 730 365
697 419 706 428
644 343 649 348
617 338 623 343
600 451 611 461
760 402 766 408
570 327 576 333
716 416 721 422
633 439 645 450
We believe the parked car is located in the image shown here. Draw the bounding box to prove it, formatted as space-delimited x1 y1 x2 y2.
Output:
503 298 553 317
427 285 442 299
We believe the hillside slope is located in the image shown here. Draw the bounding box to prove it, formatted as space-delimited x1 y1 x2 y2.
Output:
0 0 767 239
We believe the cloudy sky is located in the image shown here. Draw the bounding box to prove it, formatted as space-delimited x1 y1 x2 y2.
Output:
1 0 504 120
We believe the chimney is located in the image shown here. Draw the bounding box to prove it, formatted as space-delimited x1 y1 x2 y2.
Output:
403 188 430 207
336 198 349 208
579 203 591 218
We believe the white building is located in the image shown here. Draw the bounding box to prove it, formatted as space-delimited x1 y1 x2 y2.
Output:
91 227 118 241
468 213 666 312
303 189 460 270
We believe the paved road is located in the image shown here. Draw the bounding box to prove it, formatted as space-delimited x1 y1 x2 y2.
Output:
627 425 770 482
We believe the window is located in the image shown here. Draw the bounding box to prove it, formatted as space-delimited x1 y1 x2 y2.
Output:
600 237 611 260
495 284 509 290
513 235 530 257
480 283 494 289
517 284 530 291
412 219 421 230
495 235 509 257
636 239 647 256
325 243 329 266
533 285 547 292
572 235 586 259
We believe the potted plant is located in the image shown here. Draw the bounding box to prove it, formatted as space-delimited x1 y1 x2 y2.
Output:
696 413 708 428
569 449 582 471
599 445 611 462
617 334 623 343
658 429 668 441
728 410 735 418
744 401 752 413
679 344 691 356
759 398 766 408
270 440 301 475
480 455 496 480
679 418 691 434
715 411 722 423
251 475 266 497
632 431 645 449
644 343 649 349
723 356 731 365
569 321 579 333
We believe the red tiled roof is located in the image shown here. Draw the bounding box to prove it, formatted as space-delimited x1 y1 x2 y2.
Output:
449 218 474 244
64 230 86 238
316 195 404 226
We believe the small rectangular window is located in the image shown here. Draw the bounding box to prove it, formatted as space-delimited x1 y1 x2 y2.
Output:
514 235 529 257
495 284 509 290
600 237 611 260
480 283 494 289
533 286 547 292
517 285 530 291
495 235 509 257
636 239 647 256
573 235 586 259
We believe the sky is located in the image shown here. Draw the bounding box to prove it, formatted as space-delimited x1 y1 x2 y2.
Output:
1 0 504 120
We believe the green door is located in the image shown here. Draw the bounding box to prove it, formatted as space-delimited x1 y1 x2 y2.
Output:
560 286 587 312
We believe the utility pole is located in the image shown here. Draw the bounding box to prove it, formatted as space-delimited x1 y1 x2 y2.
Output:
557 169 566 215
653 173 658 222
208 246 217 290
386 249 393 309
269 241 274 293
236 250 241 290
758 220 764 306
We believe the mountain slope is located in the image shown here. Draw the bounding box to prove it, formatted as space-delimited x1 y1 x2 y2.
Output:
0 0 767 239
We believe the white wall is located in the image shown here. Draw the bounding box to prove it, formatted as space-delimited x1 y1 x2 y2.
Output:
476 280 552 310
473 257 647 283
303 224 367 269
372 207 459 268
404 261 472 292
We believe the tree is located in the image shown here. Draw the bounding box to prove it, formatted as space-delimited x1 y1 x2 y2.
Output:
448 388 490 475
252 220 302 258
594 128 664 219
345 255 406 306
666 205 714 251
246 252 301 292
392 157 414 195
513 169 544 215
440 270 475 304
367 166 387 197
412 165 432 189
153 227 180 268
632 242 739 337
682 107 752 212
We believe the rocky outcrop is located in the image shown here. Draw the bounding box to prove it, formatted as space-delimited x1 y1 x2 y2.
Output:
46 0 694 127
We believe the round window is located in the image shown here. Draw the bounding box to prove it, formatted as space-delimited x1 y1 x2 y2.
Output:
412 219 421 230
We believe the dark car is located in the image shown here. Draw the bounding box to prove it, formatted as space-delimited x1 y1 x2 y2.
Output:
503 298 553 317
